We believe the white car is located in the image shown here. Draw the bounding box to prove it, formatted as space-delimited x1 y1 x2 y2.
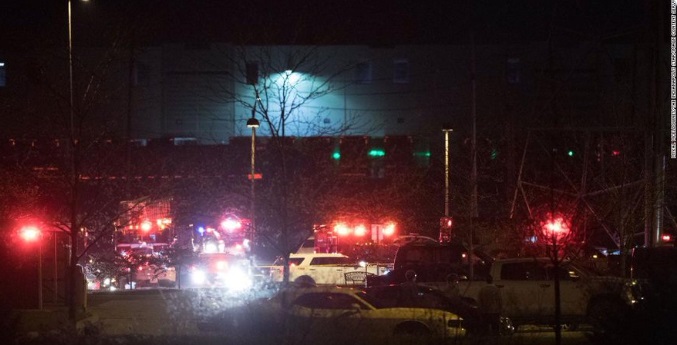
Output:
199 286 467 341
269 252 389 285
288 286 466 341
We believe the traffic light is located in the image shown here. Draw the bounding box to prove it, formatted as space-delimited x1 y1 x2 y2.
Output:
440 217 453 229
567 150 575 157
368 149 385 157
439 217 453 243
490 149 499 160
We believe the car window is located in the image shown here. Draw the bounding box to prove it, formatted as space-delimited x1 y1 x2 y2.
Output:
500 263 527 280
546 265 574 280
525 262 548 280
415 290 447 309
273 257 304 266
293 293 365 309
367 287 401 307
310 257 352 265
500 262 547 280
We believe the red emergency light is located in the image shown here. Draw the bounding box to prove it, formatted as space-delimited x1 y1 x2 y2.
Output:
140 220 153 232
354 224 367 236
334 223 351 236
382 223 396 236
220 219 242 232
20 226 41 242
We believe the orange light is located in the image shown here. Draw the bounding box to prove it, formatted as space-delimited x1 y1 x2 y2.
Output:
20 226 41 242
354 224 367 236
334 223 351 236
156 218 172 230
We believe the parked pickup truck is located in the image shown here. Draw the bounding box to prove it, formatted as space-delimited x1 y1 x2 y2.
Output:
420 257 630 328
269 252 392 286
368 241 631 329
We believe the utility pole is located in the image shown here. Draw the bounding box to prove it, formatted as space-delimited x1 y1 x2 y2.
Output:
469 32 478 280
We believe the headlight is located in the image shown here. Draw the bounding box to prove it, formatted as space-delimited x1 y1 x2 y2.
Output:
224 267 253 291
191 269 207 285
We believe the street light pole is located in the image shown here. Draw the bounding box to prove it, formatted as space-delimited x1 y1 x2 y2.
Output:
54 233 58 304
68 0 75 142
247 94 260 247
442 127 453 217
38 239 43 310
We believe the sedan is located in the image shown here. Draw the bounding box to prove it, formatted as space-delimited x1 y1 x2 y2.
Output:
199 286 467 343
365 284 515 336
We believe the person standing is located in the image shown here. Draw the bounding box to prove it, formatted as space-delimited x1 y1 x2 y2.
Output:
445 273 461 300
400 269 419 304
478 275 502 336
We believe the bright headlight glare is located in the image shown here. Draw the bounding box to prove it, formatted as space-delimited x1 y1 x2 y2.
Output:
224 267 252 291
191 269 207 285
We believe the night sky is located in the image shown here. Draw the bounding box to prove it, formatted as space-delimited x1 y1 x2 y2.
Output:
0 0 649 49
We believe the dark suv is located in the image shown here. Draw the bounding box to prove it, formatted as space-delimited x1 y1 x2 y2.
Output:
367 240 492 286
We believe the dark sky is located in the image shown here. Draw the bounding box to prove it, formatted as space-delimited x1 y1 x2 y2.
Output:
0 0 650 49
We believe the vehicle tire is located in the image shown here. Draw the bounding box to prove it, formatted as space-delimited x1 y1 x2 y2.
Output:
393 322 430 336
586 297 632 345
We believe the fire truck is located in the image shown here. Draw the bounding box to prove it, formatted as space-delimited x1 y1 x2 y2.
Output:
299 222 398 255
114 197 176 288
185 216 255 289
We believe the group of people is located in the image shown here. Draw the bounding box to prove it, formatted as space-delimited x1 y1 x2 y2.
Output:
402 269 504 336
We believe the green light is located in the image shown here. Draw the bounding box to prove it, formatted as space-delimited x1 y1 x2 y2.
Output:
567 150 574 157
332 152 341 160
491 149 498 160
368 149 385 157
414 151 431 157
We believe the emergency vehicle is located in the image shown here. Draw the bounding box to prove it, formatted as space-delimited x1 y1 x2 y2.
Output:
114 197 176 288
185 216 255 289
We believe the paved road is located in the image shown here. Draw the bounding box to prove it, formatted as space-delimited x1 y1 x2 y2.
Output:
87 289 596 344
